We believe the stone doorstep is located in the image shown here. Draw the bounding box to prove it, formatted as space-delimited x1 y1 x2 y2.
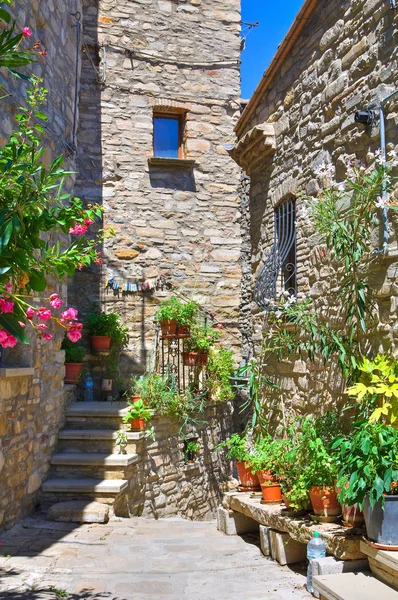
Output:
42 478 129 494
313 572 398 600
66 401 128 418
50 453 139 467
360 540 398 591
47 500 110 524
223 492 365 561
59 429 145 440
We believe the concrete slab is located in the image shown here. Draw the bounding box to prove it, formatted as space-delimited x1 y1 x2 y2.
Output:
42 478 129 493
313 572 398 600
51 452 138 466
47 500 110 523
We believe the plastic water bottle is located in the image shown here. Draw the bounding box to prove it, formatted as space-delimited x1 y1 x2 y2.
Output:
84 374 94 402
307 531 326 594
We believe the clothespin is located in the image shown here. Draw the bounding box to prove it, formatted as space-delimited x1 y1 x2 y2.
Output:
114 280 119 290
107 277 114 288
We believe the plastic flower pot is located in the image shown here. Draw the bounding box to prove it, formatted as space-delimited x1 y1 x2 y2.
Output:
309 486 341 517
182 352 208 367
235 461 260 490
261 482 282 504
160 320 178 338
91 335 111 352
129 418 146 431
64 362 83 384
363 495 398 546
177 325 191 338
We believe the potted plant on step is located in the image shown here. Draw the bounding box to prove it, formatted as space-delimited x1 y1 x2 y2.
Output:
217 433 260 491
334 422 398 544
62 337 85 384
123 398 152 431
86 310 129 352
182 324 220 367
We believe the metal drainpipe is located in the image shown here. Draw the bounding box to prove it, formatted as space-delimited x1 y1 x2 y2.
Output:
378 88 398 253
71 11 82 153
390 0 396 9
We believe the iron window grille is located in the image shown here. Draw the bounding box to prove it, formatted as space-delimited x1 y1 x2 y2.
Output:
253 197 297 310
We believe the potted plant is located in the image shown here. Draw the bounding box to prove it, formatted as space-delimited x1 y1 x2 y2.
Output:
62 337 85 384
176 299 198 338
248 437 285 503
334 422 398 544
86 310 129 352
101 349 119 392
115 429 128 454
217 433 260 491
182 324 220 367
155 296 198 338
206 346 235 402
122 398 152 431
184 440 200 463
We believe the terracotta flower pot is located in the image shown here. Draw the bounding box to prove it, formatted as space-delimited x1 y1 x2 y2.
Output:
261 482 282 504
257 469 277 485
101 378 113 392
160 320 178 338
91 335 111 352
130 418 146 431
235 461 260 490
310 486 341 517
182 352 208 367
342 503 365 528
177 325 191 338
131 395 141 403
64 362 83 384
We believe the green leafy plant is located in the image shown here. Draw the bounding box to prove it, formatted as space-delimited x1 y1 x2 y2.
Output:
206 346 235 402
61 337 85 363
154 296 198 324
299 416 339 488
115 430 128 446
184 323 220 353
86 311 128 345
184 439 200 462
103 348 120 379
217 433 249 462
347 355 398 425
123 399 152 423
333 422 398 509
0 6 35 77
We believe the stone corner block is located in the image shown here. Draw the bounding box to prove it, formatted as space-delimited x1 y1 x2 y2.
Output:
259 524 271 556
216 506 258 536
311 556 369 576
47 500 110 524
269 529 307 566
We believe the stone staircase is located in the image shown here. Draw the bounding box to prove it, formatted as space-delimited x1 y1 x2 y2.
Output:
313 540 398 599
41 402 145 517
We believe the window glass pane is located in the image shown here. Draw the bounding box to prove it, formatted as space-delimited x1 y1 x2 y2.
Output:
154 116 179 158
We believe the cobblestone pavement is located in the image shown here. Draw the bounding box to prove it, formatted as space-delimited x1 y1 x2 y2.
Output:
0 515 311 599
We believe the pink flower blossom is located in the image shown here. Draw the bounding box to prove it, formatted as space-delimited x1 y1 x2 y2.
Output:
67 328 82 342
18 321 26 328
61 307 78 322
95 252 103 265
37 307 52 321
0 299 14 313
26 307 35 319
4 282 12 293
2 334 17 348
84 217 94 226
0 329 8 344
215 323 224 329
42 333 53 340
69 222 88 235
22 27 32 37
49 294 63 309
37 323 47 330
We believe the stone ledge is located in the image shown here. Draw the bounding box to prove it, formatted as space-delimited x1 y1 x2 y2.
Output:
148 157 196 169
313 572 398 600
223 492 365 560
0 367 35 378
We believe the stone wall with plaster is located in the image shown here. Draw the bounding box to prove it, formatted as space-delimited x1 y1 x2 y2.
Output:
235 0 398 422
70 0 242 376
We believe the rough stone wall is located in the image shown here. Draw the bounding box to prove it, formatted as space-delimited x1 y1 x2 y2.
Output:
238 0 398 421
0 1 81 531
70 0 242 375
128 402 233 519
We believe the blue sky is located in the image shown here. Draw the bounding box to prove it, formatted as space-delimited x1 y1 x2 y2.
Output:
241 1 304 99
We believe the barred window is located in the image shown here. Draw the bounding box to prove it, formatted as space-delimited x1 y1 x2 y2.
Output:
253 197 297 309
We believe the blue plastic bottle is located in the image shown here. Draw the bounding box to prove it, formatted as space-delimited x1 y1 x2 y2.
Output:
84 374 94 402
306 531 326 594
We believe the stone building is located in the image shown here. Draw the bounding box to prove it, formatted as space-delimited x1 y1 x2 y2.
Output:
231 0 398 422
69 0 242 374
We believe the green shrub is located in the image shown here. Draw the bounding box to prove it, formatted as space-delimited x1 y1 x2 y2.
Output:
206 346 235 402
86 311 128 345
62 337 85 363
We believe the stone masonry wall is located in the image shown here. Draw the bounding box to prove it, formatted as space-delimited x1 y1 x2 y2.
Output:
0 1 81 531
237 0 398 422
128 402 233 520
70 0 242 376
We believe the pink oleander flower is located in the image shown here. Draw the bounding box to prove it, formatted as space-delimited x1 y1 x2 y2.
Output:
0 330 8 344
2 334 17 348
49 294 63 309
84 217 94 226
0 298 14 313
69 222 88 235
37 307 52 321
37 323 47 330
61 307 78 322
26 307 35 319
215 323 224 329
4 282 12 293
95 251 103 265
22 27 32 37
67 328 82 342
18 321 26 328
42 333 53 341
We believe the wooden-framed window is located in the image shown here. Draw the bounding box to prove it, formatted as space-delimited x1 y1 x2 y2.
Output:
153 112 184 159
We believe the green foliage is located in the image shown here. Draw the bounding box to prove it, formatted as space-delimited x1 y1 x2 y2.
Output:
347 355 398 425
123 399 152 423
184 323 220 353
206 346 235 402
298 415 340 488
61 337 85 363
86 310 128 345
103 347 120 379
184 439 200 461
333 422 398 509
217 433 249 462
247 435 288 475
115 430 128 446
0 10 35 77
154 296 198 324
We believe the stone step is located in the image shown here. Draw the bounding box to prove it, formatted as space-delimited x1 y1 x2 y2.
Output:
313 572 398 600
65 401 129 429
51 453 138 467
57 429 144 454
42 478 129 494
360 540 398 591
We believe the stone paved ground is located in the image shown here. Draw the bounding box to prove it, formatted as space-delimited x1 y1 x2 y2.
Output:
0 515 311 600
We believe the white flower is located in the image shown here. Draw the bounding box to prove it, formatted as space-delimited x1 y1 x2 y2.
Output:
314 162 335 180
387 150 398 167
375 195 389 208
275 310 282 318
337 182 345 192
375 149 387 165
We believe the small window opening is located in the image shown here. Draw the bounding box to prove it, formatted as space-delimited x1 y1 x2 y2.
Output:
153 113 183 159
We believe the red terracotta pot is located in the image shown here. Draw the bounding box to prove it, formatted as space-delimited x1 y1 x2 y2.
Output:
91 335 111 351
177 325 191 338
160 320 178 338
130 418 146 431
182 352 208 367
64 362 83 384
310 486 341 517
261 482 282 504
235 461 260 490
257 469 277 485
130 395 141 403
